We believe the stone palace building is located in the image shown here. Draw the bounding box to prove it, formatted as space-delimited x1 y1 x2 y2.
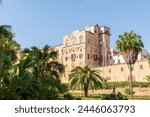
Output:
52 24 150 82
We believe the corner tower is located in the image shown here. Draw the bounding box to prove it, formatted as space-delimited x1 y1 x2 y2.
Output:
99 26 111 66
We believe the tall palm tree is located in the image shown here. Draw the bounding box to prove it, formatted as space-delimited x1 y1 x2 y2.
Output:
116 31 144 99
69 66 103 97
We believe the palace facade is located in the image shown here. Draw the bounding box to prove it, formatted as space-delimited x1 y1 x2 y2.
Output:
52 24 150 82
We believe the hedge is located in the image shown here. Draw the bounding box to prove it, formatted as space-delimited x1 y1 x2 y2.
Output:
63 81 150 90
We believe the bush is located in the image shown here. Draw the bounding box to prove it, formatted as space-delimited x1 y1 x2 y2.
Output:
101 92 128 100
124 87 131 95
102 81 150 89
63 93 81 100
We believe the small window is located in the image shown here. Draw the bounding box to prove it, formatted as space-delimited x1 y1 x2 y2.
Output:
79 35 83 43
73 50 75 52
121 67 123 72
80 49 82 52
88 54 90 59
65 40 69 46
66 52 68 54
118 59 120 64
79 54 83 59
71 54 76 61
140 64 143 69
65 57 68 61
93 54 97 61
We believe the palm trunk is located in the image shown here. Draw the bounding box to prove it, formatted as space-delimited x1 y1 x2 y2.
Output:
84 85 88 97
129 63 133 99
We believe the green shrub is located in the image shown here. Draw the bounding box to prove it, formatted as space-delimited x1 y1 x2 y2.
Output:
101 92 128 100
102 81 150 89
63 93 81 100
124 87 131 95
66 81 150 90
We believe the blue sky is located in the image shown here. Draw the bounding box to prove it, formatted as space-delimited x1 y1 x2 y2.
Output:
0 0 150 51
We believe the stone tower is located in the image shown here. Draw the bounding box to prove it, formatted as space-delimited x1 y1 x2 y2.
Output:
59 24 110 82
99 26 111 66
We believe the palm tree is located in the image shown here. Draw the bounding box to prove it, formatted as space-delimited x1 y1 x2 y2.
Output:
23 45 64 83
21 45 66 99
144 75 150 82
69 66 103 97
0 25 20 86
116 31 144 99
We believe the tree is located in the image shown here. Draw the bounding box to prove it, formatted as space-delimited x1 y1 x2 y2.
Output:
21 45 66 99
23 45 64 83
0 44 67 100
116 31 144 99
0 25 20 86
69 66 103 97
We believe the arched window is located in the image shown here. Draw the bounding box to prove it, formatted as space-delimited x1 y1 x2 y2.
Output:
79 54 83 59
71 37 77 45
140 64 143 69
65 39 69 46
79 35 83 43
65 56 68 61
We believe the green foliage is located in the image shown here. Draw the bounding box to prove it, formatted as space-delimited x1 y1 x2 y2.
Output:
0 40 67 99
102 81 150 89
124 87 131 95
144 75 150 82
101 92 128 100
69 66 103 97
101 84 128 100
116 31 144 99
116 31 144 64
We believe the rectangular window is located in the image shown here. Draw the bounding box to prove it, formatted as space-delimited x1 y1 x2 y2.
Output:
93 54 97 61
71 54 76 61
140 65 143 69
88 54 90 59
121 67 123 72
